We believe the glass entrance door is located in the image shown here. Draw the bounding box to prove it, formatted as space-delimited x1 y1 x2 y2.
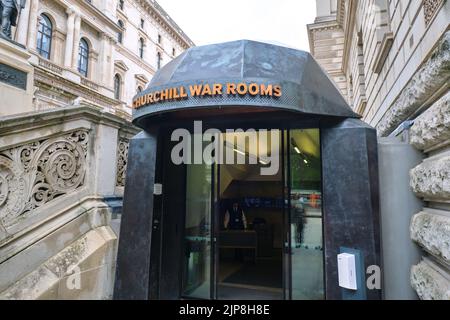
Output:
216 130 284 300
180 128 324 300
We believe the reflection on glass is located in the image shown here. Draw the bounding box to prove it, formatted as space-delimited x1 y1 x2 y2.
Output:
289 129 324 300
182 137 212 299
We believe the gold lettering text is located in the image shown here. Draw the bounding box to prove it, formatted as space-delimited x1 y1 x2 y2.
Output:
201 84 212 96
180 86 188 98
227 83 236 95
213 84 223 95
248 83 259 96
160 89 169 100
273 85 282 97
189 85 203 97
260 84 273 96
236 83 248 95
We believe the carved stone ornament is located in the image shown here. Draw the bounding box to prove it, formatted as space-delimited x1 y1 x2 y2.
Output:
0 130 88 228
116 139 129 187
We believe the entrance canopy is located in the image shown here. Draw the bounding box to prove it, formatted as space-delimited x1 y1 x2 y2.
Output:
132 40 359 127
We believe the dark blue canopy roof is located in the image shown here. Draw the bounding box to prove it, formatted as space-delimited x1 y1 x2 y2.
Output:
133 40 358 124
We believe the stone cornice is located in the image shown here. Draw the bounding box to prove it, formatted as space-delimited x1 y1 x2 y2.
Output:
135 73 149 84
0 105 139 137
115 60 129 73
307 20 342 56
115 45 156 75
58 0 121 35
337 0 346 26
377 31 450 136
135 0 195 49
33 66 119 108
342 0 357 72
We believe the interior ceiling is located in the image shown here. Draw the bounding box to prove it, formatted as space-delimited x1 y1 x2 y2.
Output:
222 129 320 162
291 129 320 158
219 130 320 196
222 131 278 160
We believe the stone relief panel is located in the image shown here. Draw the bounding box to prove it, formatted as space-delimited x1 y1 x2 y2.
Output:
0 131 89 229
115 139 129 188
423 0 445 25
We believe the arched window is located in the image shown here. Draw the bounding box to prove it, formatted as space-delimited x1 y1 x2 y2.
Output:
157 52 162 69
139 38 145 59
36 14 52 59
114 74 121 100
117 20 124 44
78 38 89 77
118 0 124 10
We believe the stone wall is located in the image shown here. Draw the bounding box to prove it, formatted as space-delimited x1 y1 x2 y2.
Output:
309 0 450 299
408 83 450 300
0 106 138 299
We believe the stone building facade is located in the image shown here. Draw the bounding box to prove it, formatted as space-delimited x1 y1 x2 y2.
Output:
0 0 192 299
7 0 193 116
308 0 450 299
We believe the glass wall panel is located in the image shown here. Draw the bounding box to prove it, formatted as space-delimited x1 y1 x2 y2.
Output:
289 129 324 300
182 137 212 299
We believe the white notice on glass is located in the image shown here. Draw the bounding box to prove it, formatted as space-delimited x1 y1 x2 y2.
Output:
154 183 163 195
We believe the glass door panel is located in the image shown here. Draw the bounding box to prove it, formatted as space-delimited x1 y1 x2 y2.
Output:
288 129 324 300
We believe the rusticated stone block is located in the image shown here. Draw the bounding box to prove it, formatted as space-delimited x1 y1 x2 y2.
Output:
410 156 450 200
377 31 450 136
411 259 450 300
411 211 450 263
410 91 450 151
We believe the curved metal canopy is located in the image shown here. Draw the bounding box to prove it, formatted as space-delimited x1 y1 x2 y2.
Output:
132 40 359 125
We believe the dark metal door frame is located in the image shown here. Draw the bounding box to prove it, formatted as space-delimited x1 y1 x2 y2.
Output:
169 121 324 300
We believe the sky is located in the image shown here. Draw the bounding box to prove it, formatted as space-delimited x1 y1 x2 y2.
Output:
156 0 317 52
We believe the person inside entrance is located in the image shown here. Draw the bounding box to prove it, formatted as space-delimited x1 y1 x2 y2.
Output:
224 202 248 230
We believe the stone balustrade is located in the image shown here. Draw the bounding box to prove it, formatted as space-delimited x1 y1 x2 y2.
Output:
0 106 138 299
81 77 100 91
38 57 63 75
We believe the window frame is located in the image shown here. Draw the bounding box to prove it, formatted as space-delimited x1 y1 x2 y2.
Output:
36 14 53 60
114 74 122 100
78 38 90 78
157 51 162 69
139 38 145 59
117 20 124 44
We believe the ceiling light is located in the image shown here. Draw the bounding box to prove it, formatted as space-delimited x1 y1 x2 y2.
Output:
233 148 246 156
